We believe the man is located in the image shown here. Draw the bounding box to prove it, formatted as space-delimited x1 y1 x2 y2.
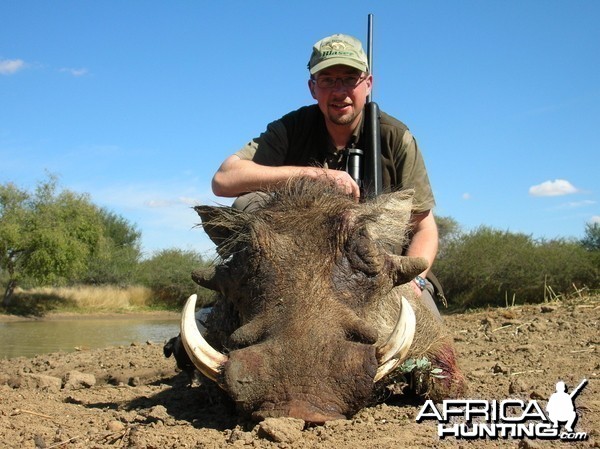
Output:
211 33 441 319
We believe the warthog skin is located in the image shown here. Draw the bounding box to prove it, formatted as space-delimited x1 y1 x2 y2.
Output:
182 179 465 423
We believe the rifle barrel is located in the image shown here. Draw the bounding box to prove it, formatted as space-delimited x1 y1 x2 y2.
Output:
367 13 374 103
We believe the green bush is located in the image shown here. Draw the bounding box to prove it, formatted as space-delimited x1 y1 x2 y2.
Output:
536 238 598 296
135 248 215 309
433 226 599 308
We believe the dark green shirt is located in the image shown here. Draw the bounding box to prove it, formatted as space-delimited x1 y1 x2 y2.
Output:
236 104 435 212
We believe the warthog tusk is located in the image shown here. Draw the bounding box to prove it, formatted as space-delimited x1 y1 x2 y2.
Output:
373 296 416 382
180 294 228 384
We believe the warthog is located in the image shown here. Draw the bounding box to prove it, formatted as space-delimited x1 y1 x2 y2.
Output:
174 178 465 423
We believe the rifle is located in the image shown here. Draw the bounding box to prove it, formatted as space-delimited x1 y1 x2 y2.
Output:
348 14 382 200
569 379 588 400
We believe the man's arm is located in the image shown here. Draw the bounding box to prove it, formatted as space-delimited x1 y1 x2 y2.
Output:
405 210 438 293
212 155 361 200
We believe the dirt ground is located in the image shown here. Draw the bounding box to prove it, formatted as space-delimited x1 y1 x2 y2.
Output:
0 296 598 449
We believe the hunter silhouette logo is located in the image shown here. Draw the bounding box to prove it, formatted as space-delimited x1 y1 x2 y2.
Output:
546 379 587 433
416 378 589 441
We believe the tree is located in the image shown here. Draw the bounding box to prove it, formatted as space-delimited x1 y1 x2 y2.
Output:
82 209 142 285
581 222 600 251
1 177 104 306
435 215 461 257
0 182 30 304
580 222 600 284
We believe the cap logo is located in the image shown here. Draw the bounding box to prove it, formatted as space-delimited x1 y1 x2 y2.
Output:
324 40 347 51
321 40 353 57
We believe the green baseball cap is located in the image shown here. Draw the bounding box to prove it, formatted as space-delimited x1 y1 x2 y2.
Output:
308 34 369 75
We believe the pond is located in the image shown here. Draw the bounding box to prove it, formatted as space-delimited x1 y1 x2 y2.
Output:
0 316 180 359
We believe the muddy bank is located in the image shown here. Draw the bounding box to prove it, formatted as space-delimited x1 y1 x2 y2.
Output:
0 298 598 448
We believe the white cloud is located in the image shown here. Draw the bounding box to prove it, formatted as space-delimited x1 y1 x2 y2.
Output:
145 196 202 209
179 196 199 206
591 216 600 225
59 67 88 77
0 59 25 75
0 59 89 76
79 181 224 255
145 199 174 208
529 179 579 197
561 200 596 209
462 193 471 200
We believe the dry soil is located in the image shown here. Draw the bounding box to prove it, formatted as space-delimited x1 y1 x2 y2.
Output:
0 297 598 448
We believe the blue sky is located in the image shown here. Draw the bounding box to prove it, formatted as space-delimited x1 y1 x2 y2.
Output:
1 1 598 258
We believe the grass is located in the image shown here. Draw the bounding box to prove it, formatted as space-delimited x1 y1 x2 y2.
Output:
33 285 153 310
2 285 159 317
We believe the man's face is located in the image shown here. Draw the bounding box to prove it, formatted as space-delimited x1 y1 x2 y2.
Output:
308 65 373 129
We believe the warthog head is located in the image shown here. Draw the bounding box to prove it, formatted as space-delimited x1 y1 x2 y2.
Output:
182 179 464 423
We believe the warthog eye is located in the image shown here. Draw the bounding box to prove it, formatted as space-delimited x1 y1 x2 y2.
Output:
345 327 378 345
342 311 379 344
347 231 384 276
228 318 268 349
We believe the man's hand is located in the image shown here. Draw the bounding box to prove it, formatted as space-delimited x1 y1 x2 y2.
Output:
328 170 361 201
303 167 360 201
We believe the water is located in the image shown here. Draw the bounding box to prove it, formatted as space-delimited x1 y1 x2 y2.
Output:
0 317 180 359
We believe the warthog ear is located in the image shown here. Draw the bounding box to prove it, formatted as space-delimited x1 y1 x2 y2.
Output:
191 264 232 293
194 205 248 257
388 255 429 286
363 190 415 249
195 205 234 246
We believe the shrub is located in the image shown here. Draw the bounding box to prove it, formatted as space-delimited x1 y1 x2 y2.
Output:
135 248 214 309
433 226 599 308
536 238 598 296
